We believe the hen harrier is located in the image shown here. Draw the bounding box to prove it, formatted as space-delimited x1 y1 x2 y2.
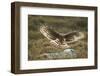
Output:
40 25 84 48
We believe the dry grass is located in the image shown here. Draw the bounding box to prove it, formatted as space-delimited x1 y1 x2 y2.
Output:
28 32 87 60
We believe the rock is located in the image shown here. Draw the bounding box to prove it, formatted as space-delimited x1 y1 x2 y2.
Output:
63 49 77 58
39 49 77 59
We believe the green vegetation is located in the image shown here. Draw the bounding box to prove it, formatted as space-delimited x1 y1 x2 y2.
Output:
28 15 88 60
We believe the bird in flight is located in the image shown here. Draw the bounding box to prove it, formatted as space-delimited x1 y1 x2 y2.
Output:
40 24 84 48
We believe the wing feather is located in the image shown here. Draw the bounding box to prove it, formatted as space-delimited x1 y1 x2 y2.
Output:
40 25 84 48
40 25 61 40
63 31 84 43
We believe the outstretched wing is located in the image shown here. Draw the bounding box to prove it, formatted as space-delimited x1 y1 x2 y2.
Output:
63 31 84 43
40 25 61 40
40 25 84 48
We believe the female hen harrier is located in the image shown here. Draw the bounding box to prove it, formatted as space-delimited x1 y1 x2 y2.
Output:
40 25 84 48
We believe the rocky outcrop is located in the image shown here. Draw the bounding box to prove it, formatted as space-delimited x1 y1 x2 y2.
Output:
39 49 77 60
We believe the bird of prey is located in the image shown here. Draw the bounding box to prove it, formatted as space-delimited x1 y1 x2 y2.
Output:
40 25 84 48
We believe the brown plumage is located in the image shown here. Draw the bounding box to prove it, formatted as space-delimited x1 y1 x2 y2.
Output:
40 25 84 48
